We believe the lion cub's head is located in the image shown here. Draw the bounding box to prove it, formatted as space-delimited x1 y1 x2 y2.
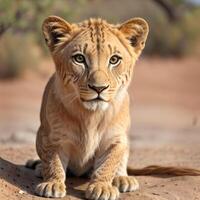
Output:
42 16 149 111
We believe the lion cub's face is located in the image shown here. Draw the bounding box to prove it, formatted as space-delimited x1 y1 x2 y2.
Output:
42 17 149 111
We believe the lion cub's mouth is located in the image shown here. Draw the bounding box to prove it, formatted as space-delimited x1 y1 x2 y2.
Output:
81 95 110 111
81 95 109 102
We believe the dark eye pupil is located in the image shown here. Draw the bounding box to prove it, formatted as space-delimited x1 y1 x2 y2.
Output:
110 55 120 64
111 57 116 62
73 54 85 63
77 55 83 61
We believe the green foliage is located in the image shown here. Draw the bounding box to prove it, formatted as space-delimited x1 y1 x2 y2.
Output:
181 7 200 54
0 0 85 45
146 18 184 56
145 6 200 56
0 0 86 78
0 33 39 78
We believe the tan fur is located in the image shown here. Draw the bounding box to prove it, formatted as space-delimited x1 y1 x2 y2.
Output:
25 16 200 200
28 16 149 200
127 165 200 176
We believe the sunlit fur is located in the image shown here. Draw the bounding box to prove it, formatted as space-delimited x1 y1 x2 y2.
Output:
32 16 149 200
44 17 149 111
26 16 200 200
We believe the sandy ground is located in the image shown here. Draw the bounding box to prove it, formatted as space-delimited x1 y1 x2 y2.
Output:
0 57 200 200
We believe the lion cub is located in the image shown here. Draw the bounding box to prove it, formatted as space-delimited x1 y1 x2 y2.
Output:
31 16 148 200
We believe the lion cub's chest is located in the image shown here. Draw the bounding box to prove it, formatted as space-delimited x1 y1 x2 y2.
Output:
74 126 101 162
64 126 102 176
60 118 104 172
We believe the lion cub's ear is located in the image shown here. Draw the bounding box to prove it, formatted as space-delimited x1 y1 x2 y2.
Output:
42 16 72 51
119 18 149 56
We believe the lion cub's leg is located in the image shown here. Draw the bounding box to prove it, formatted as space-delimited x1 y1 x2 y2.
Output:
86 143 128 200
35 137 68 198
113 152 139 193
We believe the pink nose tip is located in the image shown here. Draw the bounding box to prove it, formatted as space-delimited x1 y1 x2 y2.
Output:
88 84 109 93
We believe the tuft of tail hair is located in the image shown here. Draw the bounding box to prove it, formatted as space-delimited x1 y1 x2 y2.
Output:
127 165 200 176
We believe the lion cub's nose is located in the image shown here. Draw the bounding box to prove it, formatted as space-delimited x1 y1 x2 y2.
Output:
88 70 110 93
88 84 109 93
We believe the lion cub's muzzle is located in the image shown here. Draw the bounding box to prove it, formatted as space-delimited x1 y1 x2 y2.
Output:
86 70 110 101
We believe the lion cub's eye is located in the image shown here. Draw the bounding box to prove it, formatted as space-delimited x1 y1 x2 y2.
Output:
109 55 122 66
72 54 86 64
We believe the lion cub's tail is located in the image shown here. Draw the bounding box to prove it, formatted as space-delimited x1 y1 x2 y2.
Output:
127 165 200 176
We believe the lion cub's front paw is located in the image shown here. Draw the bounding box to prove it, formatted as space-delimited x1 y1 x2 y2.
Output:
35 181 66 198
113 176 139 193
86 182 119 200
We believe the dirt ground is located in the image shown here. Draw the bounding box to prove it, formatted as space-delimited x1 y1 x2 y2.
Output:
0 57 200 200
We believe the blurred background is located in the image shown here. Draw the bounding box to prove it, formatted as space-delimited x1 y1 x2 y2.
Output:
0 0 200 147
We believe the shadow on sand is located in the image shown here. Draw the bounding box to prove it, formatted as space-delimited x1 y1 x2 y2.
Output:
0 157 88 199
